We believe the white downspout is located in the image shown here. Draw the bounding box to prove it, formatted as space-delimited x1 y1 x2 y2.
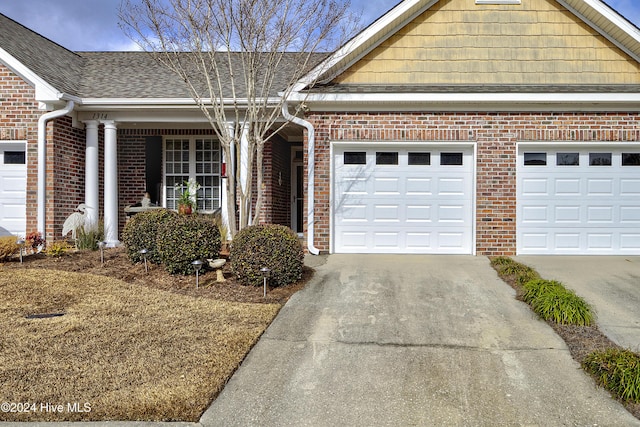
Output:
281 101 320 255
37 100 75 238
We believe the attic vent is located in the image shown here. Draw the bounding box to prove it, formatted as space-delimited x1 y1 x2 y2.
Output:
476 0 521 4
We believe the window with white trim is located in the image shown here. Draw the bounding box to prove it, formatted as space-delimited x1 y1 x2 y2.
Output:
164 137 221 211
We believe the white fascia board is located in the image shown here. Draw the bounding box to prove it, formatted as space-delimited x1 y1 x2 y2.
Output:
291 0 432 92
582 0 640 42
78 97 282 109
0 47 61 102
288 92 640 112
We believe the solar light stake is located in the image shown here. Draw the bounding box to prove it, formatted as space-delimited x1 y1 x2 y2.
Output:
139 248 149 273
98 241 106 265
192 260 204 288
260 267 270 298
16 239 25 263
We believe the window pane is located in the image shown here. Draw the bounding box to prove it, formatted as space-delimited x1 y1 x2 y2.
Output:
4 151 25 164
622 153 640 166
344 152 366 165
376 152 398 165
556 153 579 166
408 152 431 165
589 153 611 166
524 152 546 166
441 152 463 166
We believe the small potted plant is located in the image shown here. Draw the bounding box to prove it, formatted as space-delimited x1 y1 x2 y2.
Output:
175 178 200 215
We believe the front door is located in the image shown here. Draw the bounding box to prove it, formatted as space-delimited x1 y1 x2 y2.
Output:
291 148 304 235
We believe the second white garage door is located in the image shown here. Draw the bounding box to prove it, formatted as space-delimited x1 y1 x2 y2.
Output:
517 146 640 255
333 145 474 254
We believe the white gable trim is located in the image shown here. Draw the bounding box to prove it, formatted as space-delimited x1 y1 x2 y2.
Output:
0 47 60 102
557 0 640 63
291 0 438 92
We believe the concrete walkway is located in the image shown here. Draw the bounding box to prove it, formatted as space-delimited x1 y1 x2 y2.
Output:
516 256 640 351
201 255 638 426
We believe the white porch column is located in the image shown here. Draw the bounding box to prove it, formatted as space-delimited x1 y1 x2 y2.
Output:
239 123 250 224
84 120 99 231
103 120 119 247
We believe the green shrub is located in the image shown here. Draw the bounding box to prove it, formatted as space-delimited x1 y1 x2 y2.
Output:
121 209 178 264
156 215 221 275
490 256 515 268
75 222 104 251
584 348 640 402
230 224 303 287
45 241 69 257
0 236 19 261
522 279 564 304
529 286 595 326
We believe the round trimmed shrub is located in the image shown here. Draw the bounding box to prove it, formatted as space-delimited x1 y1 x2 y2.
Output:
230 224 303 287
121 209 178 264
156 215 221 275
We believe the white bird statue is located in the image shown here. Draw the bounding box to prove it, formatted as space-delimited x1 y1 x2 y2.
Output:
62 204 88 240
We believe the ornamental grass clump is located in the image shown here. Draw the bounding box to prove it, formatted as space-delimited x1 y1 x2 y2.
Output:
584 348 640 403
529 285 595 326
522 279 564 304
230 224 304 287
156 215 221 275
122 209 178 264
0 236 19 261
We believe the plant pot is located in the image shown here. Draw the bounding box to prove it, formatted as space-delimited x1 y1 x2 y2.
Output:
178 204 193 215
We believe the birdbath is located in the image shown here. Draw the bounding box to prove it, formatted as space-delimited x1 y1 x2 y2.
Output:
208 258 226 283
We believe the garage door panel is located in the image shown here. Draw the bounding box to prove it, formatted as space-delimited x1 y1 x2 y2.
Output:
334 146 473 254
0 143 27 237
518 147 640 255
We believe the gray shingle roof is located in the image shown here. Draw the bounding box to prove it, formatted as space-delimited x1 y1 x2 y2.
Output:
0 13 84 95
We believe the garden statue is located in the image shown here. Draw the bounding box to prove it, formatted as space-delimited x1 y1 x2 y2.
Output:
62 204 87 240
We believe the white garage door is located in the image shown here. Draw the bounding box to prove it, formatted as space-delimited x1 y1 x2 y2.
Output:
517 146 640 255
0 142 27 237
333 145 474 254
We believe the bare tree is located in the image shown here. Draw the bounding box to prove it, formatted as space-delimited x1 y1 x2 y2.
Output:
119 0 358 236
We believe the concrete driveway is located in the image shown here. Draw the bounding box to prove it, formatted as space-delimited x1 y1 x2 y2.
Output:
202 255 638 426
516 256 640 351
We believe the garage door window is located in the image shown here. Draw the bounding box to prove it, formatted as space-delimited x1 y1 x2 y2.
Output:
408 152 431 165
376 152 398 165
622 153 640 166
440 152 463 166
3 151 25 165
556 152 579 166
344 152 366 165
589 152 611 166
524 152 546 166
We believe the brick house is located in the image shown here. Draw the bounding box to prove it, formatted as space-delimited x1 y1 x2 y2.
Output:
1 0 640 256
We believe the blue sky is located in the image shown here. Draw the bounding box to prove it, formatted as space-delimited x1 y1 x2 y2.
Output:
0 0 638 51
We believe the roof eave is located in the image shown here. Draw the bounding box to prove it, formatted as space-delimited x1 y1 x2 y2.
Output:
0 47 63 104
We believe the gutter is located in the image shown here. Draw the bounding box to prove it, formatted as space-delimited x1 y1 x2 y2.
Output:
281 101 320 255
37 98 75 237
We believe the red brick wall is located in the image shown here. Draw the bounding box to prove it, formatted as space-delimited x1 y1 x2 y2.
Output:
259 136 291 227
306 112 640 256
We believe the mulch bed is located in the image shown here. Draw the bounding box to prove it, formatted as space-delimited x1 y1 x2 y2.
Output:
496 268 640 420
3 246 309 305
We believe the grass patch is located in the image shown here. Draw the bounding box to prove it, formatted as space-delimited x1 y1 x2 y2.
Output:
0 269 281 421
529 286 595 326
584 348 640 403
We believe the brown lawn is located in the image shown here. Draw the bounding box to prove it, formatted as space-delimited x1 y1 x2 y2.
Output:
0 248 307 421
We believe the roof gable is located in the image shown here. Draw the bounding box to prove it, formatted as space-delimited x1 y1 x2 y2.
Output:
296 0 640 90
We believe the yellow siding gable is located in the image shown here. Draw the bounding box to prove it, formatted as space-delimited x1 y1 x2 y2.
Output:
334 0 640 85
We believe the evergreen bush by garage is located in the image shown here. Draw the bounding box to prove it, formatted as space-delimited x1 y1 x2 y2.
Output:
230 224 303 287
122 209 178 264
156 215 221 275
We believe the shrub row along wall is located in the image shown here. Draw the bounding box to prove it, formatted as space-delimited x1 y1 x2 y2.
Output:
306 111 640 255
